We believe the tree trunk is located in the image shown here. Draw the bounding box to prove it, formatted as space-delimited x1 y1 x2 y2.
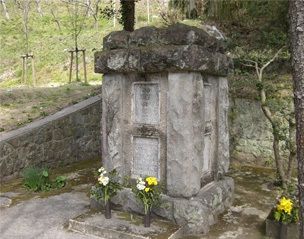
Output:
287 117 296 181
259 78 287 187
147 0 150 24
289 0 304 238
120 0 135 32
35 0 43 17
50 8 61 31
1 0 9 20
31 56 36 87
69 51 74 83
272 128 286 187
82 50 87 84
76 49 79 81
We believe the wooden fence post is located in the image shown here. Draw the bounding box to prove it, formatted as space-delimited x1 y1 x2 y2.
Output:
69 50 74 83
82 49 87 84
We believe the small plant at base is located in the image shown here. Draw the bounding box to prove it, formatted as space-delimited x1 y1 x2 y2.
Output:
54 176 67 189
132 176 161 215
90 167 121 205
22 167 67 192
22 167 52 192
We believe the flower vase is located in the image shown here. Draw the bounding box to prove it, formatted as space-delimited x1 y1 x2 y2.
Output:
143 210 151 227
266 217 299 239
105 200 111 219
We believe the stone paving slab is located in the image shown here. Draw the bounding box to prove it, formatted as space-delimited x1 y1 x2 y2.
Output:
69 210 181 239
0 191 97 239
0 196 12 207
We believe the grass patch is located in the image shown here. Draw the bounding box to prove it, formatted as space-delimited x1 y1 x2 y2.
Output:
22 166 67 192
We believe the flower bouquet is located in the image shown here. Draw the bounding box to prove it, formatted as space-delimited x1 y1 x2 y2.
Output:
273 196 299 223
90 167 121 219
132 176 161 227
266 196 299 239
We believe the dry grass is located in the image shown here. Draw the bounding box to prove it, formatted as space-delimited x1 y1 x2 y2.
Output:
0 83 101 133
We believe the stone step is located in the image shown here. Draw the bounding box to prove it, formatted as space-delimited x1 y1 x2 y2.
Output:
68 210 182 239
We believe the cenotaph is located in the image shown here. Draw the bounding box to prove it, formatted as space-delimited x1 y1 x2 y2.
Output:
95 23 234 234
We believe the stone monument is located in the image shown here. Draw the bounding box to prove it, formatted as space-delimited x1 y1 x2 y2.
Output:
95 23 234 235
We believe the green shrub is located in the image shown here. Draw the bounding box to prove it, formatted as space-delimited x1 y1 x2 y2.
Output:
22 167 67 192
22 167 52 192
54 176 67 189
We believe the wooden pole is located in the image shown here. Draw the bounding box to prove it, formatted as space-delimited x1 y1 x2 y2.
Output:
24 56 28 85
69 50 74 83
82 49 87 84
21 56 25 84
30 55 36 87
75 48 79 81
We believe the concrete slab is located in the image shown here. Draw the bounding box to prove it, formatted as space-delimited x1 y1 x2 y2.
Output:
69 210 181 239
0 191 97 239
0 196 12 207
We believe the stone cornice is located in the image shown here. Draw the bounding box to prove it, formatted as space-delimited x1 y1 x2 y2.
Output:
95 24 232 76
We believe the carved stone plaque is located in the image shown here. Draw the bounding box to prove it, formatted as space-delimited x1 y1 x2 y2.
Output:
133 83 159 124
132 137 160 179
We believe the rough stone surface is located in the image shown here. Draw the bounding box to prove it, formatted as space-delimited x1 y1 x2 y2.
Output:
96 23 233 235
202 77 218 182
69 210 180 239
173 199 211 234
95 45 230 76
167 72 204 198
103 24 224 51
217 77 230 175
93 177 234 236
0 196 12 207
102 73 168 182
95 24 231 76
229 98 280 165
101 74 124 177
0 95 102 180
0 192 96 239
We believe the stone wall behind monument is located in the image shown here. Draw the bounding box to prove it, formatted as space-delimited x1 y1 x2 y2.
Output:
0 95 102 180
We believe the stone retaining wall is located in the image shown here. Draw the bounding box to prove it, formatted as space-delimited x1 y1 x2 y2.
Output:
0 94 277 181
0 95 102 180
230 98 277 166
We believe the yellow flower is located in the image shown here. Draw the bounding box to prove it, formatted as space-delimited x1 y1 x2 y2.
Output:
277 197 293 215
145 187 150 192
146 177 158 186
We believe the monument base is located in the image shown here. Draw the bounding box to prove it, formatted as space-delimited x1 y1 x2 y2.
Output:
68 210 181 239
91 177 234 235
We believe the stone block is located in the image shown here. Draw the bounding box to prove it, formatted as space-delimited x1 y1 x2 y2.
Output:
217 77 230 175
167 72 204 197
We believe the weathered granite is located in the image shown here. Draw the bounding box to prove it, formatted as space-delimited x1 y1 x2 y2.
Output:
102 24 225 51
217 77 230 175
95 24 233 235
69 210 181 239
167 72 204 198
202 77 218 182
0 95 102 180
0 196 12 207
92 177 234 235
95 24 231 76
229 98 280 166
101 74 124 178
95 45 230 76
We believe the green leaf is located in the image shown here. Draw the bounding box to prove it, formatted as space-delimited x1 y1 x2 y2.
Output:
274 211 281 222
42 170 49 177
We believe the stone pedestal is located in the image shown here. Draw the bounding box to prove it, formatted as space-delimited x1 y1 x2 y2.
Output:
95 23 234 235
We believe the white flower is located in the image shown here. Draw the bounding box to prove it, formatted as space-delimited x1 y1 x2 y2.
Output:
136 182 146 190
98 167 105 173
98 175 109 186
